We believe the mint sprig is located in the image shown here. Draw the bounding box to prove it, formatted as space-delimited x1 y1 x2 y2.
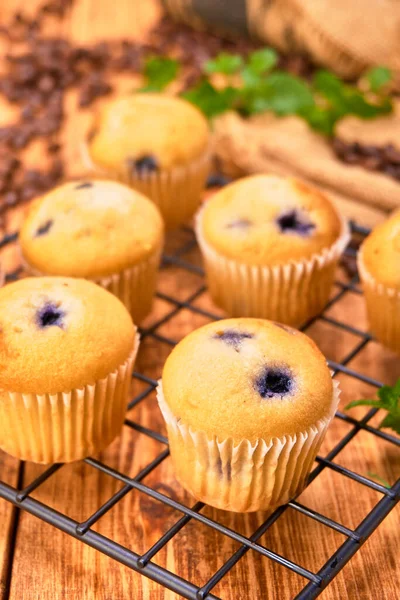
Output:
196 51 392 135
139 51 393 137
345 379 400 435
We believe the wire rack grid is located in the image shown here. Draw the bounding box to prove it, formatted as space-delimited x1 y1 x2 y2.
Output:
0 186 399 600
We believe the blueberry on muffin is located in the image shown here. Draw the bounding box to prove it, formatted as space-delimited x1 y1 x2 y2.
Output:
0 277 139 463
196 174 349 326
158 318 339 512
19 178 164 323
86 93 211 229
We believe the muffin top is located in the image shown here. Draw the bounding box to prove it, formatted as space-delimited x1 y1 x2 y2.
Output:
88 93 210 174
360 210 400 288
162 318 334 441
198 175 344 266
19 179 164 278
0 277 136 394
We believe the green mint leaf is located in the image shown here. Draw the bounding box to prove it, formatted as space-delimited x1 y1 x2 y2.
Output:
141 57 179 92
366 66 392 93
241 66 263 88
345 399 385 410
378 378 400 410
391 378 400 398
313 69 392 122
379 413 400 435
204 53 244 75
367 472 391 489
344 94 392 119
313 70 346 101
247 48 278 75
299 105 337 137
182 81 238 118
242 71 315 116
346 378 400 436
378 384 399 409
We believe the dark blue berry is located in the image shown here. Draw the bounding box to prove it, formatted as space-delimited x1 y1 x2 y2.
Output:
255 367 293 399
206 173 232 188
35 219 53 237
128 155 159 177
226 218 252 229
214 329 253 351
276 209 315 236
75 181 92 190
37 303 65 329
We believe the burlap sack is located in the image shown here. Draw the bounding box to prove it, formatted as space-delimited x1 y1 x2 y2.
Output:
163 0 400 79
212 107 400 226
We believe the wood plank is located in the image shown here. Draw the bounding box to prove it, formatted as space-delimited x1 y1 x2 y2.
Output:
0 455 20 600
0 1 398 599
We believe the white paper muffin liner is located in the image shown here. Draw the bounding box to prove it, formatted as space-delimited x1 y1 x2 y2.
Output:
82 141 211 230
0 336 139 464
22 247 162 324
358 249 400 352
93 248 162 323
157 378 340 513
195 207 350 326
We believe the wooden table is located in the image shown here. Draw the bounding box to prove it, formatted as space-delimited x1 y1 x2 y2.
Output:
0 1 399 599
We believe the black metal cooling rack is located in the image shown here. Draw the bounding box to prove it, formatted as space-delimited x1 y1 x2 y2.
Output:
0 186 399 600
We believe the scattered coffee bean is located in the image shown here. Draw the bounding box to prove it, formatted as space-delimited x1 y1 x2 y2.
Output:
333 138 400 182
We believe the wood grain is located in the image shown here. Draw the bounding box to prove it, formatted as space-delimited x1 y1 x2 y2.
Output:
0 1 399 599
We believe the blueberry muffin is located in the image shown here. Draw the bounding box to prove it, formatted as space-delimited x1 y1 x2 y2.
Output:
158 318 339 512
19 179 164 323
0 277 139 463
86 93 211 229
358 211 400 352
196 174 349 326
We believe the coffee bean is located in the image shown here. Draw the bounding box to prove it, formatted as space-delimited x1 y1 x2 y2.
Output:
47 141 61 154
383 144 400 165
4 191 19 207
333 137 400 183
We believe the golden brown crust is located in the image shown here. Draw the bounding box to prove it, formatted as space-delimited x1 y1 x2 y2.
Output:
88 93 210 173
0 277 136 394
199 174 343 266
360 210 400 289
162 318 333 441
19 179 164 278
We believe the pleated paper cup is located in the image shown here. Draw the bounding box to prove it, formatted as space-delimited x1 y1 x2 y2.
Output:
195 208 350 326
92 247 162 323
0 336 139 464
358 250 400 353
82 141 211 230
22 246 162 324
157 379 340 513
